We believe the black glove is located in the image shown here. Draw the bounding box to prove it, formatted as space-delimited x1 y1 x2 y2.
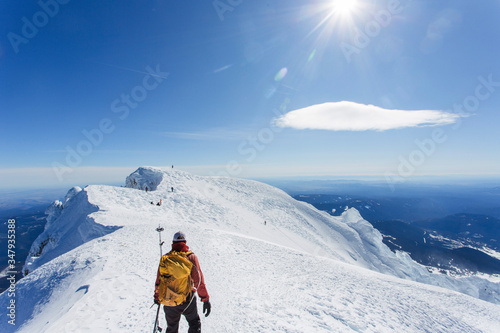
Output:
154 296 160 305
203 301 211 317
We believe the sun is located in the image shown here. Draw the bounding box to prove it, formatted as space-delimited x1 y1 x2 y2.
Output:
330 0 359 17
304 0 363 53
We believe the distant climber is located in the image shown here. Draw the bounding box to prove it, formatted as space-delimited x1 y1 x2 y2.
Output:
157 199 162 206
171 187 174 192
172 165 174 169
264 220 267 226
146 187 148 192
154 231 211 332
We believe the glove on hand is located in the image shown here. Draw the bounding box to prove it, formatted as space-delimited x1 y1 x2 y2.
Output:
203 301 211 317
154 296 160 305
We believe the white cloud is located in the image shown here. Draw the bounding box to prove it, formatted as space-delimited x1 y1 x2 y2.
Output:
274 101 463 131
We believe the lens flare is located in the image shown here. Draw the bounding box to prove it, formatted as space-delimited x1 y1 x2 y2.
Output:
274 67 288 82
308 49 317 62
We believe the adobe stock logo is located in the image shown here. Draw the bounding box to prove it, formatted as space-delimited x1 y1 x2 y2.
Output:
340 0 412 63
8 0 71 54
384 74 500 191
213 0 243 21
52 65 168 182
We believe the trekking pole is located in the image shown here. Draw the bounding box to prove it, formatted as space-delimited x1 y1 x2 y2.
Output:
156 225 164 257
153 225 165 333
153 304 163 333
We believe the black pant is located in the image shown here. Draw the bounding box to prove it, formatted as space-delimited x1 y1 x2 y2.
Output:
163 295 201 333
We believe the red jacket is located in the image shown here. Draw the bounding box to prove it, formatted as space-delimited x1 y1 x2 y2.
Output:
154 242 210 302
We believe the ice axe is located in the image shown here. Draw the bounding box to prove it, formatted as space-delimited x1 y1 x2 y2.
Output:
156 225 164 257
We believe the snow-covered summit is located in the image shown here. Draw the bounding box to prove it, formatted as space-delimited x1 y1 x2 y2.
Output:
64 186 82 205
2 167 500 332
125 166 166 191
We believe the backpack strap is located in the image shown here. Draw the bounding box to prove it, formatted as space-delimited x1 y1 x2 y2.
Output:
167 250 193 257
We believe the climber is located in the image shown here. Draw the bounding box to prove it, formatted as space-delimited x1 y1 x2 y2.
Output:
154 231 211 332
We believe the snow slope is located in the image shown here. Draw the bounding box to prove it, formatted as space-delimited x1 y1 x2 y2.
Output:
1 167 499 332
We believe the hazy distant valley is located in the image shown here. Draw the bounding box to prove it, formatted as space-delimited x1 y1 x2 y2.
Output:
291 181 500 277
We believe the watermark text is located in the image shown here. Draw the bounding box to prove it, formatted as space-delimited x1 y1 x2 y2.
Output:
52 65 168 182
6 219 17 326
8 0 72 54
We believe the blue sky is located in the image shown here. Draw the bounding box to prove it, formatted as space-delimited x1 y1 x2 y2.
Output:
1 0 500 188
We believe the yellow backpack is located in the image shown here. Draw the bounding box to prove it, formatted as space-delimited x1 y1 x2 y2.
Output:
157 250 193 306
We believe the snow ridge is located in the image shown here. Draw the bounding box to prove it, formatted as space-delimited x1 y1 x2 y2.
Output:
22 187 120 276
1 167 499 332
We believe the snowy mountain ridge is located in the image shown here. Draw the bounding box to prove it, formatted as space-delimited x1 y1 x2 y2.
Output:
1 167 499 332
